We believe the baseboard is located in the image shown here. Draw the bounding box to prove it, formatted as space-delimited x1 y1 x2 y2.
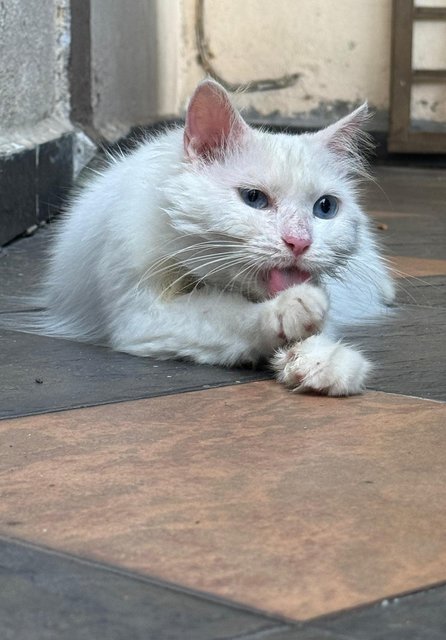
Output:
0 133 75 246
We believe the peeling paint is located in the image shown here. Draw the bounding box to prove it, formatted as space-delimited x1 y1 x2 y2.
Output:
242 100 389 132
179 0 446 126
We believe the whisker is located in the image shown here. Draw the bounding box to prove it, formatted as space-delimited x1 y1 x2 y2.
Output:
219 259 264 301
140 250 245 281
183 257 254 305
137 241 247 288
340 259 421 306
387 266 433 288
153 255 251 304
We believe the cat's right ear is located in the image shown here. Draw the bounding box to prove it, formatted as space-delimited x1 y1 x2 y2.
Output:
184 79 249 161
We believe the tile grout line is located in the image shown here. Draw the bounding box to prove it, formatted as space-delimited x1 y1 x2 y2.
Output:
367 388 446 404
2 380 444 423
0 534 296 626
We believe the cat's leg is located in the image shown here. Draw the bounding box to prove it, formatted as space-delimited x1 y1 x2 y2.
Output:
259 283 328 346
109 283 328 366
271 334 371 396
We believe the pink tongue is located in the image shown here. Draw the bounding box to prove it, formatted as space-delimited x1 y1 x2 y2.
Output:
267 267 311 297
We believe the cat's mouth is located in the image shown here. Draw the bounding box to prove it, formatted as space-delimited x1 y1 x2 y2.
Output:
263 267 312 298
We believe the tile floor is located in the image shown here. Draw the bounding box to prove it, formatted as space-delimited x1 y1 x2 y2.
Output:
0 165 446 639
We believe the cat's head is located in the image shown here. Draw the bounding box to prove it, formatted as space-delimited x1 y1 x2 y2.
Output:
163 79 373 300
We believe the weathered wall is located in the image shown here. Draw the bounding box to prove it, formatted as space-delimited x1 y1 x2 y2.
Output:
0 0 71 152
90 0 181 139
174 0 446 128
0 0 181 243
0 0 74 244
2 0 444 147
90 0 158 139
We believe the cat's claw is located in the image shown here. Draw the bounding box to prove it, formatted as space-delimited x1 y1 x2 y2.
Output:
272 334 371 396
263 283 328 344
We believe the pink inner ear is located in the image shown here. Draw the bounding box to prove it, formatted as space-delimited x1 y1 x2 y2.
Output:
184 81 247 160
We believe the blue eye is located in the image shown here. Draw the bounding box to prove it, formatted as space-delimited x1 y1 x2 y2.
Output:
239 188 269 210
313 195 339 219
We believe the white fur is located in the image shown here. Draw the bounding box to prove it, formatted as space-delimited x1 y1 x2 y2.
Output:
272 335 372 396
8 80 395 396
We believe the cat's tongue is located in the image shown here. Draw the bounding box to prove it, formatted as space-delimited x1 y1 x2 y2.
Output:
267 267 311 297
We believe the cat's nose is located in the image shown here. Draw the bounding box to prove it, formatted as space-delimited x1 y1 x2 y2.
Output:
282 235 311 257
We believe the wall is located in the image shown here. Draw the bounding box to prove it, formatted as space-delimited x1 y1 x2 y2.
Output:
90 0 158 139
175 0 446 128
0 0 75 245
66 0 181 140
1 0 444 150
0 0 181 244
0 0 70 153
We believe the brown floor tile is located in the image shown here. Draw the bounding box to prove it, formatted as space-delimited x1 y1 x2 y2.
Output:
1 383 446 620
389 255 446 278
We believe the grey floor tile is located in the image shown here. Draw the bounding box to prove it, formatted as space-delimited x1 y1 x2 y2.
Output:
347 304 446 401
0 328 269 419
0 537 284 640
313 586 446 640
0 225 271 419
395 276 446 308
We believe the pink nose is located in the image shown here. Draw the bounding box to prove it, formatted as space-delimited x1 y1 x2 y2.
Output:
282 235 311 257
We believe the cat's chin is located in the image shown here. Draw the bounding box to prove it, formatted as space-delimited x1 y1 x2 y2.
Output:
263 267 312 298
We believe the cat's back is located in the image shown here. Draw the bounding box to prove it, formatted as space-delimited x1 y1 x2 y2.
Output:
66 127 183 228
41 128 184 340
50 127 184 265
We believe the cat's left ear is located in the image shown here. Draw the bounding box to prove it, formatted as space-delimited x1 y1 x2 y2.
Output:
314 103 372 160
184 79 249 161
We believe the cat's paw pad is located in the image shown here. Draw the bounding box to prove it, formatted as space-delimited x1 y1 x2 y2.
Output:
272 334 371 396
265 283 328 343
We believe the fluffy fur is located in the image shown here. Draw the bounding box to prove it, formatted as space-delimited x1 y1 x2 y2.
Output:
8 80 395 395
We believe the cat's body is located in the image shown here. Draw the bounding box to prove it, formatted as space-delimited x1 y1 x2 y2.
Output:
22 80 395 395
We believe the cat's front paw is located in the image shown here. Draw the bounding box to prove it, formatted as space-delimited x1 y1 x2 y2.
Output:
272 334 371 396
263 283 328 344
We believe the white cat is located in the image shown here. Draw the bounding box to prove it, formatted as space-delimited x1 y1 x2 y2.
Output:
27 79 395 395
